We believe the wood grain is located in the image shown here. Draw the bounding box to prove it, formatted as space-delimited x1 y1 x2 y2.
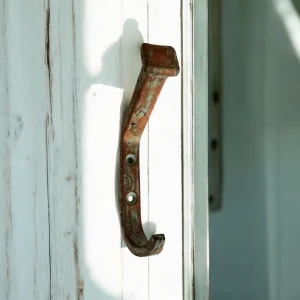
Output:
46 0 83 298
0 0 51 299
0 1 12 298
0 0 198 298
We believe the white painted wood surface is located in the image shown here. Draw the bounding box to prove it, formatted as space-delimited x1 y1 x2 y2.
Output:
0 1 50 299
194 1 209 299
0 0 209 299
147 1 183 300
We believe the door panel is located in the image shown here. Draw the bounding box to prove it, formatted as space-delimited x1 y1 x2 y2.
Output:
147 1 183 299
46 0 83 298
0 1 51 299
0 1 50 299
0 0 209 299
119 2 149 300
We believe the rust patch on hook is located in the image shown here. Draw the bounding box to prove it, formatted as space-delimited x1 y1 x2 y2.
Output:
120 43 180 257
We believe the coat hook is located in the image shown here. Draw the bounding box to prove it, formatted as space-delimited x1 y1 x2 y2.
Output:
120 43 180 257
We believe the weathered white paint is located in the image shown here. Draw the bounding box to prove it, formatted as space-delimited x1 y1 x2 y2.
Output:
182 0 196 298
147 0 183 298
0 1 51 299
183 0 209 299
0 0 208 299
82 1 123 299
194 1 210 300
46 1 83 298
83 84 123 299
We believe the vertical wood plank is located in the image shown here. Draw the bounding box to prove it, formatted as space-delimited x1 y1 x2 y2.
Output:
194 0 209 299
46 0 83 298
0 2 11 298
0 0 51 299
181 0 196 298
120 1 150 299
0 1 195 299
81 0 124 299
46 0 143 299
148 1 183 299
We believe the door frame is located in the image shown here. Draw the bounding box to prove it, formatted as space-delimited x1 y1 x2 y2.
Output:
182 0 209 299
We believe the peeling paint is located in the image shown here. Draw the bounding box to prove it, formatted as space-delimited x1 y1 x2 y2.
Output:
45 4 53 129
73 237 84 300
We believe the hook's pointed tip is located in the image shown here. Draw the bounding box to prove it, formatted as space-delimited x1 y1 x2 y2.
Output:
151 233 165 243
146 233 165 256
125 233 165 257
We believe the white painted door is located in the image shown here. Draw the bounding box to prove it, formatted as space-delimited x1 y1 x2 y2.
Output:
0 0 208 299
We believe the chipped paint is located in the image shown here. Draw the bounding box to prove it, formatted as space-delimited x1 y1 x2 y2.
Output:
120 43 180 257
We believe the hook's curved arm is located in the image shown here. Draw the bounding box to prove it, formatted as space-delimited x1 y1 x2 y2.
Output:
120 43 180 257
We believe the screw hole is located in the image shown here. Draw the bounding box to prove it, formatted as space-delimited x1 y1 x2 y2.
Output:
128 195 134 202
126 192 137 204
126 154 136 166
209 195 214 203
127 157 134 164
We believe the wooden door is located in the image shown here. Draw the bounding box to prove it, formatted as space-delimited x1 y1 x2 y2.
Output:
0 0 208 299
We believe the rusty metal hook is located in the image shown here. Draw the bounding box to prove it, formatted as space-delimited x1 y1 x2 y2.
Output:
120 43 180 257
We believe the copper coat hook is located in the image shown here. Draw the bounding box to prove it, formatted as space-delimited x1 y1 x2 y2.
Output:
120 43 180 257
